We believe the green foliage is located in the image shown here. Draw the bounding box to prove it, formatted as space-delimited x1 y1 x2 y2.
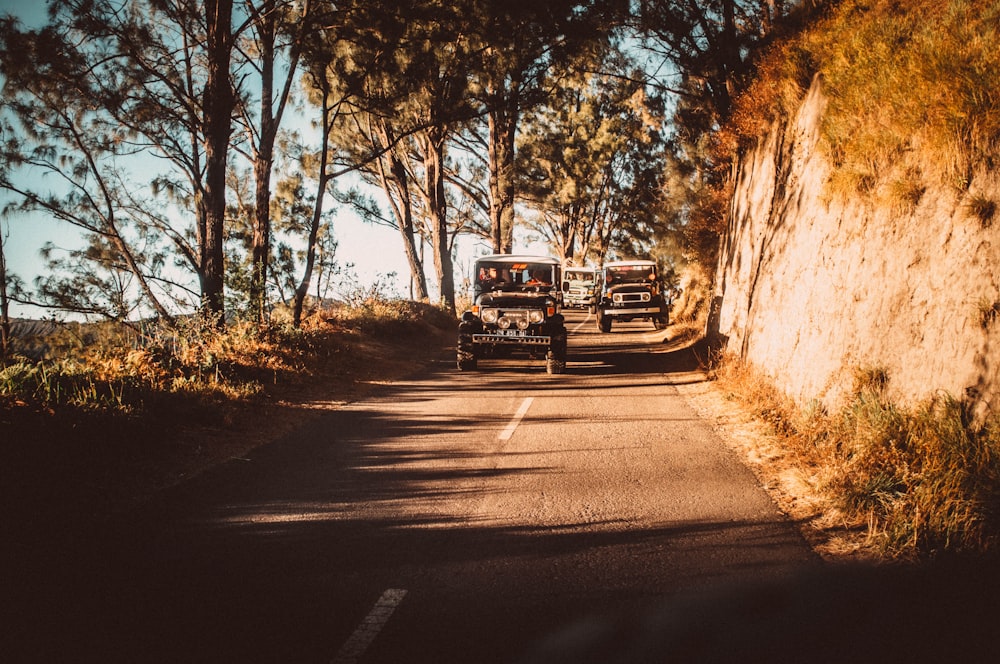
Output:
516 48 668 264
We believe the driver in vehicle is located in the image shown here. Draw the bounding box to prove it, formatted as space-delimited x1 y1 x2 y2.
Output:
479 267 508 288
526 268 551 286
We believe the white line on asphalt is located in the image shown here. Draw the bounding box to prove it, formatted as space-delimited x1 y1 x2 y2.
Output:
331 588 408 664
499 397 534 441
570 312 592 334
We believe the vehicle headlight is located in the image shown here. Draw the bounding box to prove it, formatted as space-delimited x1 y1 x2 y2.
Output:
528 309 544 324
641 293 650 302
497 316 511 329
481 308 499 323
517 318 530 330
613 293 622 303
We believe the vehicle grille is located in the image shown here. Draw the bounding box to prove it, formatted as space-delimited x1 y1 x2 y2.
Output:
613 292 651 303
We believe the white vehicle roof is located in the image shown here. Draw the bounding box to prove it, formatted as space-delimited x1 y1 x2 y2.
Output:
604 260 657 268
564 265 596 272
475 254 560 265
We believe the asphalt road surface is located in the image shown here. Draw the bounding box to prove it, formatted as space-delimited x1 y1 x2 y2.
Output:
9 311 820 663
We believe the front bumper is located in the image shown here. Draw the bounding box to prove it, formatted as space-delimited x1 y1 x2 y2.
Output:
472 332 551 346
603 305 663 316
460 311 566 350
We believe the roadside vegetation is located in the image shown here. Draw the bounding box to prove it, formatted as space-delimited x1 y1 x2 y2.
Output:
692 0 1000 562
3 300 453 413
1 300 453 518
722 0 1000 203
712 357 1000 560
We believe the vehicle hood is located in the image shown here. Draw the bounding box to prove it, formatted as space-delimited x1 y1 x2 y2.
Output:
478 292 552 308
605 283 653 294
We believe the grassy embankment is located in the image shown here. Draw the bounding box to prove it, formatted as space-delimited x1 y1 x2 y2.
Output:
711 0 1000 560
1 300 454 517
713 360 1000 560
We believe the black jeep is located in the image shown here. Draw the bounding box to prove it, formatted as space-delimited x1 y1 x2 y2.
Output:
458 255 567 374
596 259 670 332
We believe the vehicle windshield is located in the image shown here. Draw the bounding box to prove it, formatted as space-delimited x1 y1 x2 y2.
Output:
605 265 657 284
565 270 596 284
476 261 556 293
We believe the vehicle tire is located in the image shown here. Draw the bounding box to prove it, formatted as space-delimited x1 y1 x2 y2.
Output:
598 311 612 333
546 327 568 375
588 305 597 315
457 336 477 370
653 315 668 330
457 350 477 370
546 352 565 374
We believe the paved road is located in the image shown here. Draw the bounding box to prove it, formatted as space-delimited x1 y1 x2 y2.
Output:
10 312 817 663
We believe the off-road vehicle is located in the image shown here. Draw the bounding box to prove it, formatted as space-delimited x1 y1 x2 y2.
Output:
458 255 567 374
562 266 599 313
596 259 669 333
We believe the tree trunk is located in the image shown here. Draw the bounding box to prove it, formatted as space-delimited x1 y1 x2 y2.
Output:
488 99 517 255
0 224 10 358
387 155 429 301
717 0 738 121
373 117 429 302
201 0 234 326
292 168 328 328
424 128 455 313
293 79 332 329
250 7 276 325
248 0 304 325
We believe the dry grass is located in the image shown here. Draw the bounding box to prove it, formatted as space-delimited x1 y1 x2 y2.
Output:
707 356 1000 560
967 193 998 227
719 0 1000 202
1 300 454 520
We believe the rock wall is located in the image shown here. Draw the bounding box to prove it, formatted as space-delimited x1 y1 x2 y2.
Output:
711 76 1000 416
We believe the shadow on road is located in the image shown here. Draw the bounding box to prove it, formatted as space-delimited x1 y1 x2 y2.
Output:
3 329 795 663
15 326 993 664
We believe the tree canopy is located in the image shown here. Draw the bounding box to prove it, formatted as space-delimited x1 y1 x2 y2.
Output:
0 0 806 327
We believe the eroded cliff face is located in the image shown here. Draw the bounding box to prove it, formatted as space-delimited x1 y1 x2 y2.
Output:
712 76 1000 415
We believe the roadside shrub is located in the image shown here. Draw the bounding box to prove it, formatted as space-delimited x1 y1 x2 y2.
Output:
1 299 453 418
4 359 113 410
967 194 998 227
326 297 455 339
716 357 1000 559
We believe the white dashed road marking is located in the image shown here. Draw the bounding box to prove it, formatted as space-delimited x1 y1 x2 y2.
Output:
331 588 408 664
499 397 533 441
570 312 592 334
